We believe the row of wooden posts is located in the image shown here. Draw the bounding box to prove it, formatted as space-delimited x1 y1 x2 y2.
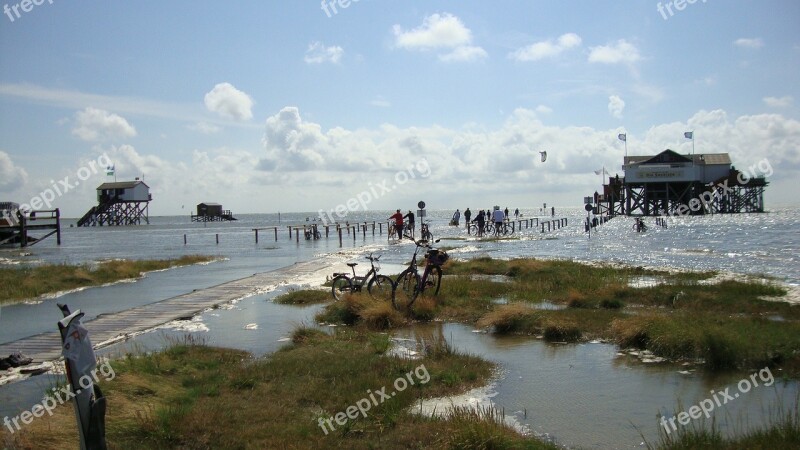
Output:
181 217 568 247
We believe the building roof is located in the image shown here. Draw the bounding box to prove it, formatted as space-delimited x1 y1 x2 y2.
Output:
198 202 222 206
96 180 150 190
624 149 731 166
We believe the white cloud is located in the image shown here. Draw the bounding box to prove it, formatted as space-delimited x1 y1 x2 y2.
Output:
188 122 221 134
393 13 472 50
439 45 488 63
734 38 764 49
0 150 28 192
71 107 137 142
510 33 582 62
608 95 625 119
588 39 640 64
370 96 391 108
763 96 793 108
535 105 553 115
393 13 486 63
304 41 344 64
204 82 254 121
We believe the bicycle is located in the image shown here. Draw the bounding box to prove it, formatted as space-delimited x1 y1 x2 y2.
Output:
388 221 407 240
409 222 432 241
469 221 491 236
330 254 395 301
391 238 448 311
304 224 322 240
492 221 514 236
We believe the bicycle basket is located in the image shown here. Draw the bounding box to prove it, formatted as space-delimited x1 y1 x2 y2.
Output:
426 249 449 266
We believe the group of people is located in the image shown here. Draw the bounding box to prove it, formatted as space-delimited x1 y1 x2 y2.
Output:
449 206 520 237
388 209 415 239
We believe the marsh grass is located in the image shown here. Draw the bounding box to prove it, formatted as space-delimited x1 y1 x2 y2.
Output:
273 289 330 305
0 255 215 304
648 396 800 450
3 326 561 449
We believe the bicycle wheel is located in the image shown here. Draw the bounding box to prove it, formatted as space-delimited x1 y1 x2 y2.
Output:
368 275 394 302
506 223 515 236
331 275 353 301
484 223 494 234
422 265 442 296
392 269 420 311
469 223 478 235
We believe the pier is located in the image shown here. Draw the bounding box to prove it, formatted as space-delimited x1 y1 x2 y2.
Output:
0 206 61 248
0 255 342 364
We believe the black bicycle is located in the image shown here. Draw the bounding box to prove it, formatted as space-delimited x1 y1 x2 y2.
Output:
392 238 448 311
330 254 394 301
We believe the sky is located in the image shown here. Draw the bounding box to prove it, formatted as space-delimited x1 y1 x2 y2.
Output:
1 0 799 217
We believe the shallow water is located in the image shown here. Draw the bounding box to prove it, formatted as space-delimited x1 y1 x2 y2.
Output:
394 323 800 449
1 208 799 447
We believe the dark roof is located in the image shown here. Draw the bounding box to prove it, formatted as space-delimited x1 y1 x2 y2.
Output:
198 202 222 206
624 149 731 166
96 180 150 190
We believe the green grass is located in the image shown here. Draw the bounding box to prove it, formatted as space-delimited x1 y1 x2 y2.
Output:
0 255 216 304
273 289 330 305
314 257 799 375
650 399 800 449
3 329 561 449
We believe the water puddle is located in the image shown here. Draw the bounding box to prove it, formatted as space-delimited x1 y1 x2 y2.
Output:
392 322 800 449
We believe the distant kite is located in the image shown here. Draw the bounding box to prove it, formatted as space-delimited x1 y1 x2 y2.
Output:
539 151 547 162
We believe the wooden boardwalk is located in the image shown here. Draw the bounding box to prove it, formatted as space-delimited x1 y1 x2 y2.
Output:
0 255 341 364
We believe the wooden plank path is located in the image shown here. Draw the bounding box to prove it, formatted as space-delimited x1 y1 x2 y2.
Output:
0 255 342 364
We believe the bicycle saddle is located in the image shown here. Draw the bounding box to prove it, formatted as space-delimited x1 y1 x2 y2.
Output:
347 263 358 267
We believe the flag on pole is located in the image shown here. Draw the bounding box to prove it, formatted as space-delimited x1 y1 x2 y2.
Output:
618 133 626 142
105 165 115 176
593 168 608 175
684 131 693 139
539 151 547 162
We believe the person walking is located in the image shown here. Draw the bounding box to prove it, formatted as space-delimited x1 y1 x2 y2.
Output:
473 209 485 237
464 208 472 231
492 206 505 235
389 209 404 239
504 207 509 220
451 209 461 226
514 208 519 219
404 210 415 237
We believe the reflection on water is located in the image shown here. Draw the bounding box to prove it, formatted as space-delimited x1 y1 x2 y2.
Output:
393 322 800 450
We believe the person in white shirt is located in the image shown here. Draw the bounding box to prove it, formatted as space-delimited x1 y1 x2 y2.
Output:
492 207 505 235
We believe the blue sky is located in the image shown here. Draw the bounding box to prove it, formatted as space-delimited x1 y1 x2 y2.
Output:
1 0 798 216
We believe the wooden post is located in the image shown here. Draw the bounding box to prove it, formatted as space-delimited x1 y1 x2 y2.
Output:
216 233 219 244
296 228 300 243
362 223 366 238
288 226 292 239
274 227 278 241
55 208 61 245
254 229 259 243
184 234 187 245
325 225 330 238
352 226 356 241
372 222 375 236
338 227 343 247
379 222 383 234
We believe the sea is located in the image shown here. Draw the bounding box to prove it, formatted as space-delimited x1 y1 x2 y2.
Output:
1 207 798 449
